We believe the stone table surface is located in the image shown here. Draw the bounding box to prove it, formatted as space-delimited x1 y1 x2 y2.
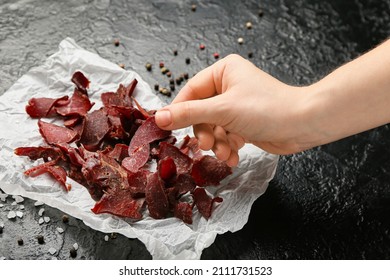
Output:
0 0 390 259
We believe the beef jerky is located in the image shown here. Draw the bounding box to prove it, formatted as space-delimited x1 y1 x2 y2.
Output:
71 71 90 94
79 108 111 151
38 120 78 145
101 79 137 108
145 172 169 219
174 202 193 224
14 146 64 161
92 193 144 219
192 187 223 219
25 95 69 118
24 161 70 191
158 142 192 174
158 156 177 181
55 88 93 117
191 155 232 187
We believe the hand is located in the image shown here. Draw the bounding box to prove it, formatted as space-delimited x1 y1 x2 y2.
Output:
155 54 311 166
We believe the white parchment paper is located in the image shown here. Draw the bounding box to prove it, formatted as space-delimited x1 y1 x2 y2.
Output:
0 38 279 259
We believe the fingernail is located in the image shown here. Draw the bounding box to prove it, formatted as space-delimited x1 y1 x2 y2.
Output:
155 110 172 127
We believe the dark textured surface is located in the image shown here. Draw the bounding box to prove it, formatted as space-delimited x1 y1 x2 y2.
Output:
1 0 390 259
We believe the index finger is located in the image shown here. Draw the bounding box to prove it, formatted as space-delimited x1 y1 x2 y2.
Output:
172 57 228 104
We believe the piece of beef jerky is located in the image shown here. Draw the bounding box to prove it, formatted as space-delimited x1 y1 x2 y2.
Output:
174 202 193 224
71 71 90 94
92 193 144 219
79 108 111 151
25 96 69 118
145 172 169 219
158 142 192 174
14 146 64 161
191 155 232 187
55 88 94 117
38 120 78 145
192 187 223 220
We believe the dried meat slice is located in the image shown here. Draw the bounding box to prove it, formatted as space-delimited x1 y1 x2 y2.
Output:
158 157 177 181
25 96 69 118
24 161 70 191
122 144 150 173
191 155 232 187
14 146 64 161
55 88 94 117
92 193 144 219
174 202 193 224
158 142 192 174
79 109 111 151
145 172 169 219
172 173 196 196
38 120 78 145
101 79 137 108
192 187 223 220
128 116 171 155
71 71 90 94
127 169 150 197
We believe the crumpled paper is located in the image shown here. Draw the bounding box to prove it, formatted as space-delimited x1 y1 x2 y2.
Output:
0 38 279 259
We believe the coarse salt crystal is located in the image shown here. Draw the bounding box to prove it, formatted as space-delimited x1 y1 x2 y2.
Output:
19 205 25 210
44 216 50 223
0 257 6 260
57 227 64 234
38 208 45 216
0 194 8 202
104 235 109 241
38 217 44 225
0 204 4 208
16 211 24 218
12 195 24 203
73 243 79 250
48 248 57 255
11 202 17 206
34 201 44 207
7 211 16 219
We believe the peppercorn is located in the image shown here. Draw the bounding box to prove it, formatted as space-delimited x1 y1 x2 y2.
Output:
0 227 3 234
173 49 178 56
166 71 172 77
170 84 175 91
37 235 44 244
175 78 182 85
154 84 159 91
246 21 252 29
185 57 191 64
159 62 164 68
62 214 69 223
183 72 189 80
113 39 120 47
248 51 253 58
258 9 264 17
17 238 24 246
145 63 152 71
118 63 125 69
213 52 220 59
191 4 197 12
161 67 168 74
169 79 175 85
199 43 205 50
70 248 77 258
237 37 244 44
161 88 171 97
110 232 118 239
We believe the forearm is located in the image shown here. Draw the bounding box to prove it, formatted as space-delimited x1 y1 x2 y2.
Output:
302 39 390 147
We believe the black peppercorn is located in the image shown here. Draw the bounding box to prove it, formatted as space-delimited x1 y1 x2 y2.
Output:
37 235 44 244
173 49 178 56
17 238 24 246
0 227 3 234
145 63 152 71
185 57 190 64
258 9 264 17
62 214 69 223
169 79 174 85
154 84 159 91
248 51 253 58
170 84 175 91
183 73 189 80
191 4 197 12
113 39 120 47
175 78 182 85
166 71 172 77
70 248 77 258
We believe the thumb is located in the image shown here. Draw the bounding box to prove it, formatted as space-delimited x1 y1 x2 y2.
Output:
155 96 224 130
